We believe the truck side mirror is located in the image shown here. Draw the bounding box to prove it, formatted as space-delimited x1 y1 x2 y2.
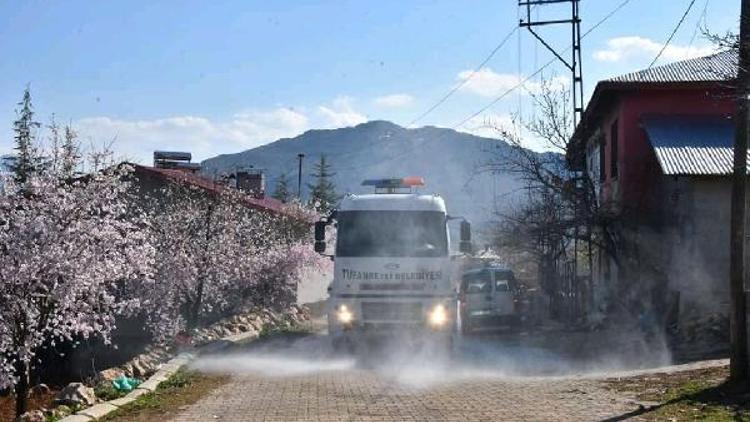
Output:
314 221 327 254
460 220 471 242
459 220 472 254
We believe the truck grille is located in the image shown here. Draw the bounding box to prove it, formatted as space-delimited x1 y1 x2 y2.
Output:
360 283 425 291
361 302 423 321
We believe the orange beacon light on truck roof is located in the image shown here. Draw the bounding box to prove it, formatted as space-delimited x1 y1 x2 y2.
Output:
361 177 425 188
401 176 425 187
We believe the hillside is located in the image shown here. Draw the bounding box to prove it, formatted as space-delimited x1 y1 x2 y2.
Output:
201 120 532 234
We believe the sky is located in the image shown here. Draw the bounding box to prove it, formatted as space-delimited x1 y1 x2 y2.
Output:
0 0 738 163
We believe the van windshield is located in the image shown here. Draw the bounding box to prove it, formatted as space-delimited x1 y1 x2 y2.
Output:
335 210 447 257
462 270 491 294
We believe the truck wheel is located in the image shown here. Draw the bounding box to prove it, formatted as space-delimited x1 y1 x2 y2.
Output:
447 333 455 354
508 315 521 332
331 336 348 354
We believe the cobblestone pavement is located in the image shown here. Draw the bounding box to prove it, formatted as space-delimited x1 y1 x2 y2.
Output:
170 328 654 422
164 300 732 422
171 369 639 421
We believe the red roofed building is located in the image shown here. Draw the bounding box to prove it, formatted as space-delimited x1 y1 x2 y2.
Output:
130 164 312 222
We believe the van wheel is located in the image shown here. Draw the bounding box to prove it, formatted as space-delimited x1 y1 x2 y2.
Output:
331 336 350 354
461 319 472 336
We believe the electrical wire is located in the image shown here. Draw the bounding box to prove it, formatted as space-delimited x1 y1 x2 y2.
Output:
407 25 519 127
452 59 555 130
452 0 635 131
688 0 710 48
648 0 698 68
344 0 637 167
581 0 633 38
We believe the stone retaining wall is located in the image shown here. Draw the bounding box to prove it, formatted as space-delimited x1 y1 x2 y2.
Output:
17 305 310 422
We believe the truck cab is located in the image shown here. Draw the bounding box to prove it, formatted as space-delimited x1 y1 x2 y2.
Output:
314 177 471 350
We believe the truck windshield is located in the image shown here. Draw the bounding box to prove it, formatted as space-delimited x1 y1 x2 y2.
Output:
335 210 447 257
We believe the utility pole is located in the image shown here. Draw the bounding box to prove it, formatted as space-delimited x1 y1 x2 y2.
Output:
297 153 305 199
730 0 750 381
519 0 585 320
519 0 584 126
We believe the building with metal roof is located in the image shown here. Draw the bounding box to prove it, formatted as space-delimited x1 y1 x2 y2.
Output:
569 50 737 167
567 50 741 331
608 50 736 84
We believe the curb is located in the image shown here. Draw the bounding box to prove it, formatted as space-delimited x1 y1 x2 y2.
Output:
57 330 258 421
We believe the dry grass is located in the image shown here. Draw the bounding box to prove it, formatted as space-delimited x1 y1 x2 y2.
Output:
604 364 750 421
99 370 228 422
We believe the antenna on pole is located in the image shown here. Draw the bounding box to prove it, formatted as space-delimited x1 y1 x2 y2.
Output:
519 0 584 127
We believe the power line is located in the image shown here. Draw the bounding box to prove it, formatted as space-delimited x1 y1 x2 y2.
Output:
452 59 555 130
407 25 519 127
648 0 698 68
688 0 710 48
581 0 632 38
452 0 634 131
365 0 636 166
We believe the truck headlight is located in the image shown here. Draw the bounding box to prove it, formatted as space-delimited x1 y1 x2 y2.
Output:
336 304 354 324
428 304 448 327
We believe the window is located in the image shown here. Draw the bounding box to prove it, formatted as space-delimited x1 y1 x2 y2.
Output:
494 270 515 292
610 120 619 178
335 210 447 257
461 270 492 294
599 137 606 182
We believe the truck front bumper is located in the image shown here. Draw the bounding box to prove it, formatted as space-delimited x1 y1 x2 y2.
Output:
328 297 456 335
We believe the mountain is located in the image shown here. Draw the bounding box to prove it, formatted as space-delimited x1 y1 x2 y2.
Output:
201 121 532 236
0 155 13 178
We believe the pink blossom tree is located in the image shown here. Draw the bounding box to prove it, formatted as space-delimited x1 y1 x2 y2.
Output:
143 184 255 336
0 165 154 417
142 182 325 339
250 242 327 308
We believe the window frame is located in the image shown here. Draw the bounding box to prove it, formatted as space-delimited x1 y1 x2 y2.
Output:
610 119 619 179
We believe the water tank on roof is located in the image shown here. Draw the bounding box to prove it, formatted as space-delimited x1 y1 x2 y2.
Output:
234 168 265 198
153 151 200 173
154 151 192 162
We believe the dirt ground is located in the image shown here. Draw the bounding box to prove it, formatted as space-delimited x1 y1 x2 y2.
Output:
0 386 59 422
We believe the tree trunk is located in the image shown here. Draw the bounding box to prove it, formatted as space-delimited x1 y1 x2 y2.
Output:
187 289 203 331
14 359 29 417
187 202 213 332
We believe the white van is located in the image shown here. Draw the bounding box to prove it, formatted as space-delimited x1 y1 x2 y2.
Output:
458 267 519 334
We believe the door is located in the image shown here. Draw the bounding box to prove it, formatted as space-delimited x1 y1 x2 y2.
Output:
461 269 493 316
492 270 516 317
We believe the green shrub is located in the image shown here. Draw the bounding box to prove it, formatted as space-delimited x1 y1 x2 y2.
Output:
94 382 127 401
157 369 194 390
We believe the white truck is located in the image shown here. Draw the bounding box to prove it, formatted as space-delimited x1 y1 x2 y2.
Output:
314 177 471 351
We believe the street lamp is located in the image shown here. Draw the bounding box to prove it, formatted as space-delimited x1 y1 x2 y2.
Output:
297 153 305 199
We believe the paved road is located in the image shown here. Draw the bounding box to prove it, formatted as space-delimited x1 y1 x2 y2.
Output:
169 328 665 422
172 366 632 421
